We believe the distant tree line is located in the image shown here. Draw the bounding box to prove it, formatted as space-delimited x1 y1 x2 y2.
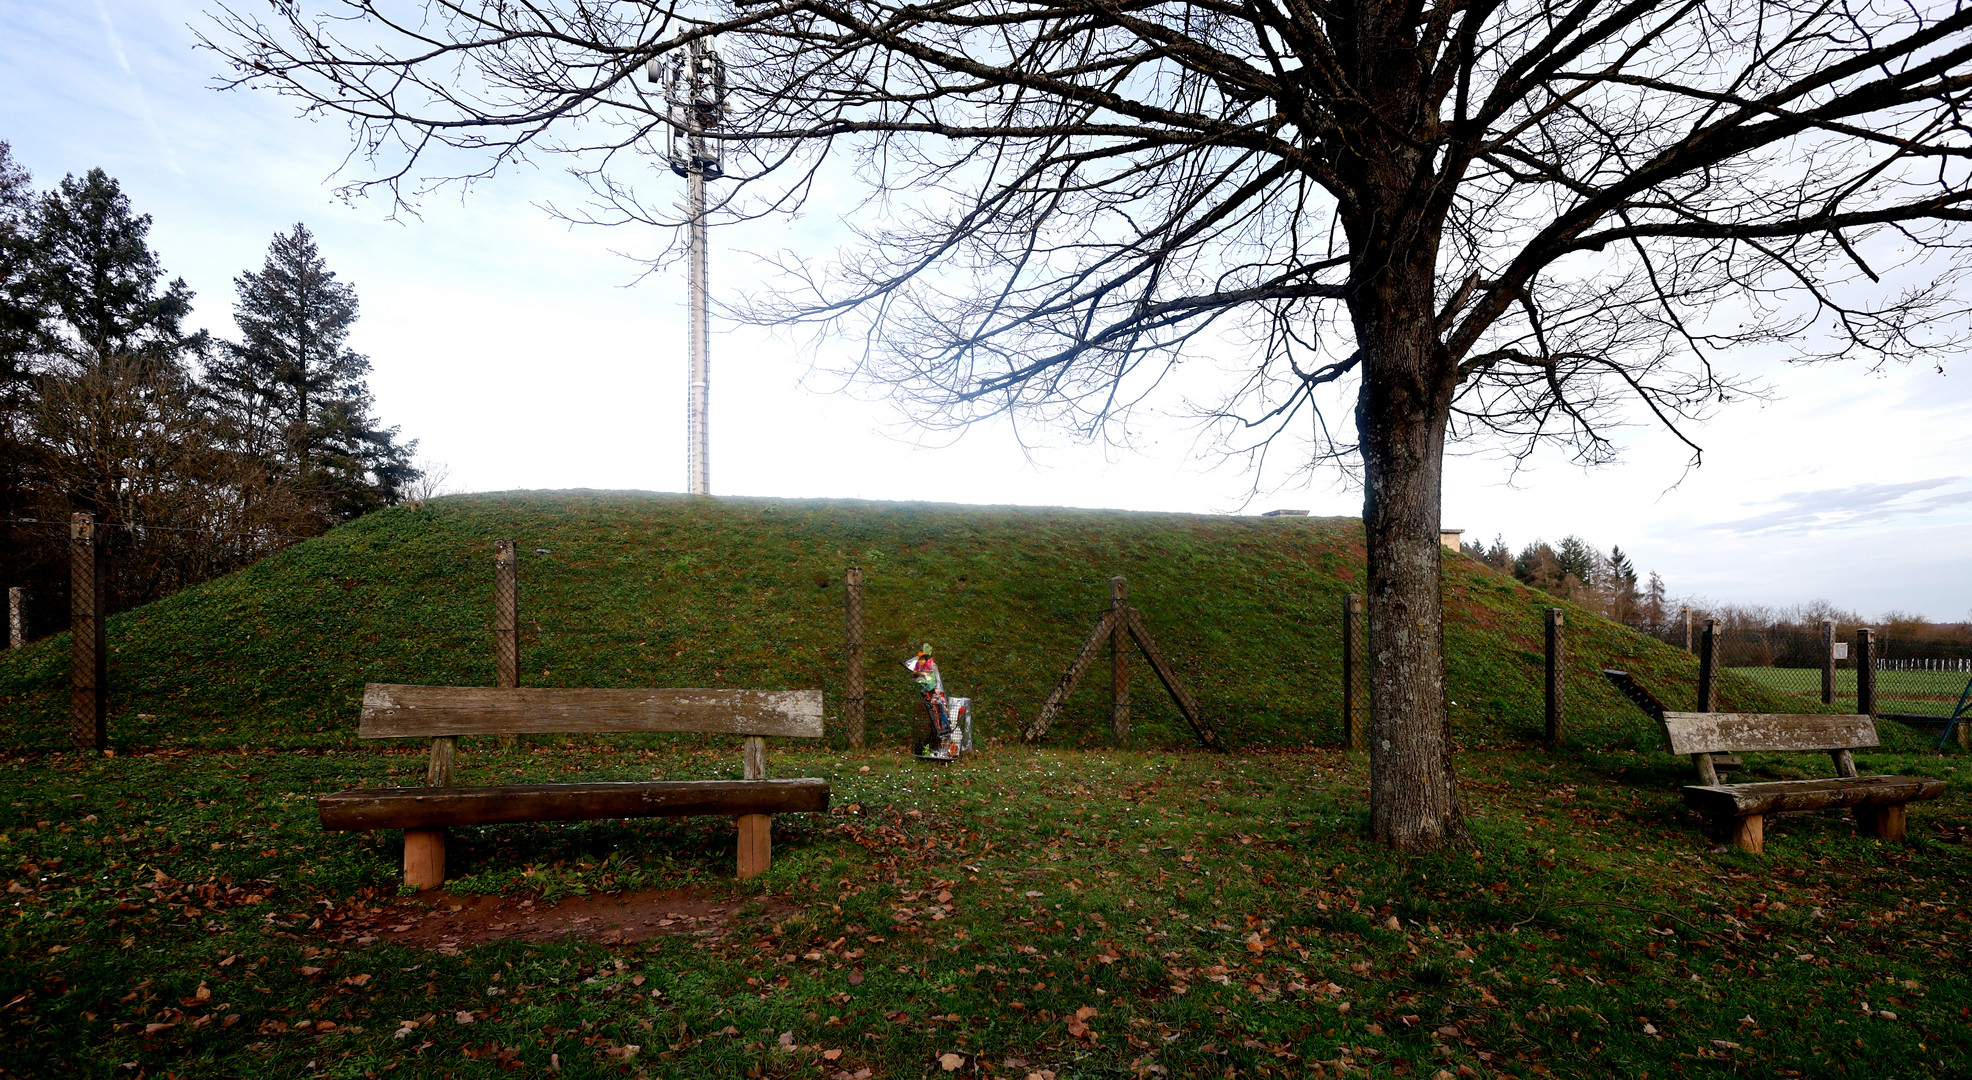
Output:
0 142 417 635
1665 602 1972 654
1461 534 1972 649
1462 534 1665 635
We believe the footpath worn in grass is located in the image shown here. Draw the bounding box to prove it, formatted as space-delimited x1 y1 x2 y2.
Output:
0 491 1853 755
3 743 1970 1078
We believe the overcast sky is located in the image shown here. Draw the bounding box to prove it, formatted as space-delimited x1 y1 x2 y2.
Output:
6 1 1971 621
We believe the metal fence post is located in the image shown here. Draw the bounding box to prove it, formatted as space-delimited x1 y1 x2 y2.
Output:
1544 608 1565 748
1111 576 1130 746
1856 627 1876 716
1343 594 1363 751
70 513 106 752
491 539 519 752
1820 619 1836 705
494 540 518 690
844 567 864 749
1696 618 1718 712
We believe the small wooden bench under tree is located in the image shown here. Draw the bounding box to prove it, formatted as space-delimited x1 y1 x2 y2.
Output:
1661 711 1943 854
318 684 830 889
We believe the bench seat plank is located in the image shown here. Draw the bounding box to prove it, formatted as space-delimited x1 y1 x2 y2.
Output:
1660 712 1879 756
1683 775 1944 818
319 778 830 831
358 684 825 739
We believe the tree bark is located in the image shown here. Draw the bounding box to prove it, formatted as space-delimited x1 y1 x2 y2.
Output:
1336 20 1473 850
1353 238 1467 851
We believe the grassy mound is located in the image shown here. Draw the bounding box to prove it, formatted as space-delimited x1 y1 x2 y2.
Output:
4 493 1968 1078
0 490 1836 752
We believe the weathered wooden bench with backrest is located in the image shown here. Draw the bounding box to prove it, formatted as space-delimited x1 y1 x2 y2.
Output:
1664 711 1943 854
318 684 830 889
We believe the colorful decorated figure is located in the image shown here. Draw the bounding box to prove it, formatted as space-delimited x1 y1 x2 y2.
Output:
905 644 970 759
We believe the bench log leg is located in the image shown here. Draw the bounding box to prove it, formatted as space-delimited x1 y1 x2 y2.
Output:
1730 814 1764 855
1855 803 1907 843
404 828 446 890
737 814 771 880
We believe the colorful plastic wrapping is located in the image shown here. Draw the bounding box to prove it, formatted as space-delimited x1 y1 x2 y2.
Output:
905 645 972 760
944 697 973 757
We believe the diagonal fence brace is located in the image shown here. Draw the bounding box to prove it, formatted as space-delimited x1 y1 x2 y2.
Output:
1024 610 1117 744
1023 595 1223 751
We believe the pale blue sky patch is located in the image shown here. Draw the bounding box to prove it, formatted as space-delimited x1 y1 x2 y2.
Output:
91 0 183 177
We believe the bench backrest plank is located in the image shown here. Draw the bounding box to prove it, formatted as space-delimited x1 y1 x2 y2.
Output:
1661 712 1878 756
359 684 825 739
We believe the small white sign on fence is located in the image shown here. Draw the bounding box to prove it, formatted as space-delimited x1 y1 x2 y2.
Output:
1832 642 1849 660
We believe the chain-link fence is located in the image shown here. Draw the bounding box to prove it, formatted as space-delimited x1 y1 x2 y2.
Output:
1677 625 1972 719
1870 638 1972 720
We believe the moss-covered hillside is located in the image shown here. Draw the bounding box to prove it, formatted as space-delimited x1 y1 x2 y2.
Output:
0 491 1824 751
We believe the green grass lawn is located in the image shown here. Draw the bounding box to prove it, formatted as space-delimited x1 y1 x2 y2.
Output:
1730 668 1972 717
3 742 1969 1079
2 493 1966 1077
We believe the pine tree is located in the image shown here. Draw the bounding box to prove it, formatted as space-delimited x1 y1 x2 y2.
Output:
208 223 416 522
24 169 206 524
1605 545 1641 625
1644 572 1669 637
0 142 47 629
0 141 38 397
28 169 197 372
1513 541 1563 593
1608 546 1638 590
1555 536 1598 588
18 167 231 609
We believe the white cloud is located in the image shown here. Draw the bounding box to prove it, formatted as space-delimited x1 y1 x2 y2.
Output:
1699 480 1972 534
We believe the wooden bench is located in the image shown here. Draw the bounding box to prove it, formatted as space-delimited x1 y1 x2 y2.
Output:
1664 711 1943 854
318 684 830 889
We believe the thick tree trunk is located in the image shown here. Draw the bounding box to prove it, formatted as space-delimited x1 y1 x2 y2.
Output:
1353 261 1467 852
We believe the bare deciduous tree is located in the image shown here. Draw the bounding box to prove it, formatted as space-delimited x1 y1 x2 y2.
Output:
207 0 1972 849
31 352 281 603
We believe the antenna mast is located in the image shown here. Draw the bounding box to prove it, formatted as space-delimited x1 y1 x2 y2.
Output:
649 37 727 495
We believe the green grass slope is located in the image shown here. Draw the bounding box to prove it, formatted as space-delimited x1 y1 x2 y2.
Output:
0 491 1841 752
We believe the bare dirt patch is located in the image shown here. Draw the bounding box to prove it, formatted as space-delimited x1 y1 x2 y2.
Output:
329 886 800 952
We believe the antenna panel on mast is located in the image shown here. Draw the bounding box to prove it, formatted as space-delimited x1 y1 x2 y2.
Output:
661 41 727 179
